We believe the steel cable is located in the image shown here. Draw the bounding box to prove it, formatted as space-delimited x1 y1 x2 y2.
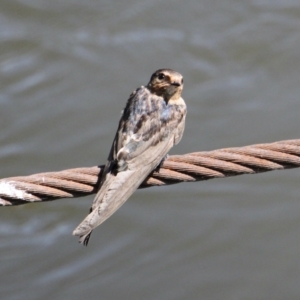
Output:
1 139 300 206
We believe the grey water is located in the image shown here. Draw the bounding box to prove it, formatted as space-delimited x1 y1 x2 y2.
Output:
1 0 300 299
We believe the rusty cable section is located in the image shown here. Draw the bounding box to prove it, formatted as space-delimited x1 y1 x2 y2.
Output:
1 139 300 206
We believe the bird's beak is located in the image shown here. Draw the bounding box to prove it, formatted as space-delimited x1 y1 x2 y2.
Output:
171 81 181 87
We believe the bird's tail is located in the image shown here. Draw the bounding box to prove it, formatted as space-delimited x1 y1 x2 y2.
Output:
73 165 152 245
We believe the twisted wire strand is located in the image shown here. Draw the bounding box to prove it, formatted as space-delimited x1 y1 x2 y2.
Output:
1 139 300 206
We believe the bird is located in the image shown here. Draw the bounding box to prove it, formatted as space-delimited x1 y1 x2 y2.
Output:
73 69 187 245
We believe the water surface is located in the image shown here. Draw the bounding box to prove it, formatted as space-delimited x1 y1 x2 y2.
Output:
1 0 300 299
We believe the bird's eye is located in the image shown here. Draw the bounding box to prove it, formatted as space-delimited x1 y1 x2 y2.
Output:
157 73 165 80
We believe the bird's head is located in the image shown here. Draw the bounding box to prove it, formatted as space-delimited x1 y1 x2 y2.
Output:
147 69 183 102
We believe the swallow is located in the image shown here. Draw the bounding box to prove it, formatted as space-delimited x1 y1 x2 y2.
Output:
73 69 187 245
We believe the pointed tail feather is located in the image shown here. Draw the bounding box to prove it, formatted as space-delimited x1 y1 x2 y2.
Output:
73 226 92 245
81 232 92 246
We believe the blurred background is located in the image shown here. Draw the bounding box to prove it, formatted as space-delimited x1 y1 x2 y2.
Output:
1 0 300 299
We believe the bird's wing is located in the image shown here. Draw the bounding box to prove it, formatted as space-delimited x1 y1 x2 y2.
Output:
73 88 186 243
